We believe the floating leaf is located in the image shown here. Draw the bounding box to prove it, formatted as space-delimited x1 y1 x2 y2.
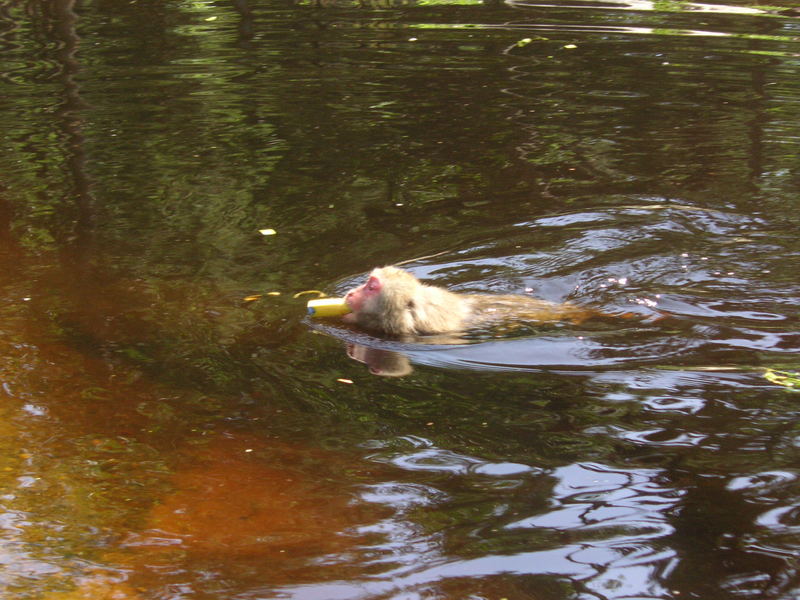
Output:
293 290 326 299
337 378 354 384
764 368 800 391
244 291 281 302
564 44 577 49
516 37 533 47
259 228 277 236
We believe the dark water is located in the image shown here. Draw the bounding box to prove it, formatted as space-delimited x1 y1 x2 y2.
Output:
1 0 800 598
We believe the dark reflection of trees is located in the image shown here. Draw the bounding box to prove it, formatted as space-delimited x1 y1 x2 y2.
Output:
233 0 255 44
3 1 96 262
746 53 766 186
0 195 14 254
49 0 94 263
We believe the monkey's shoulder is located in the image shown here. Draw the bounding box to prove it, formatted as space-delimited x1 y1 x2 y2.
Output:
410 284 469 334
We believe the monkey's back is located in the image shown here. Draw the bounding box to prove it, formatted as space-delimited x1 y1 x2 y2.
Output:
464 294 594 328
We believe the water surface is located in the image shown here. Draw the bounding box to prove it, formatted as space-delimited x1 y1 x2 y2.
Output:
1 0 799 598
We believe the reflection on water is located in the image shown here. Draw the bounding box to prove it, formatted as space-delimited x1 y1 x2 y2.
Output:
2 0 800 598
348 342 414 376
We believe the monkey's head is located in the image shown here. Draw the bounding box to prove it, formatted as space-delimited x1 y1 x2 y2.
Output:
343 267 420 336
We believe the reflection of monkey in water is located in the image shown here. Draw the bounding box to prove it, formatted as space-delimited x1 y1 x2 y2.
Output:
343 266 597 337
346 343 412 377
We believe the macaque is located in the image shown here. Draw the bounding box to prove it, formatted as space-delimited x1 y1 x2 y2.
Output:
343 266 597 337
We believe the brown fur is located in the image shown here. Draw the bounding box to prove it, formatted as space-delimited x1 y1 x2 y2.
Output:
345 266 595 337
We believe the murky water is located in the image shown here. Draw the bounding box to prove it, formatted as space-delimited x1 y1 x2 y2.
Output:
1 0 799 598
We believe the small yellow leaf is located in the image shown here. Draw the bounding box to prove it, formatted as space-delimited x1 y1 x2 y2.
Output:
243 295 262 302
293 290 325 299
337 378 354 384
564 44 577 49
259 228 277 236
205 16 218 21
266 291 281 296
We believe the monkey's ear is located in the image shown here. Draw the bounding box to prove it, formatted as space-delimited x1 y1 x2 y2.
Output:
366 276 382 292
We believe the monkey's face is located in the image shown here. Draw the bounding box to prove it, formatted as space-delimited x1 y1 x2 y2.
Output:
344 274 382 315
342 267 421 335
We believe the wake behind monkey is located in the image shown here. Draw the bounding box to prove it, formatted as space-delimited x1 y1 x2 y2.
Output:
341 266 598 338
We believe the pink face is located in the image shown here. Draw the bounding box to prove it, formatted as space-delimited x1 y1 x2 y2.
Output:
344 274 382 314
